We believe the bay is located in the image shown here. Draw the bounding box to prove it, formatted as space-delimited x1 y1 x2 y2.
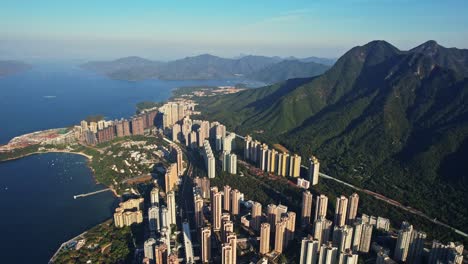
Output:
0 63 250 263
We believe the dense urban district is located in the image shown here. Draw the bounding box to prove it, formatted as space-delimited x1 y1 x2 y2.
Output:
0 86 466 264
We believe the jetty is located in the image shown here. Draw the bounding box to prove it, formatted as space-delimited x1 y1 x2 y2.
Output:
73 188 111 199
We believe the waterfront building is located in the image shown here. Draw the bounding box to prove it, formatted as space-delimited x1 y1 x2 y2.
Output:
260 223 270 255
301 190 313 228
346 193 359 225
334 196 348 227
300 236 320 264
315 194 329 221
115 119 125 137
80 120 88 131
308 156 320 185
89 121 98 133
131 116 145 135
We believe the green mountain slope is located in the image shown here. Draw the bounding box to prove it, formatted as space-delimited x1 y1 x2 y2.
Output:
197 40 468 232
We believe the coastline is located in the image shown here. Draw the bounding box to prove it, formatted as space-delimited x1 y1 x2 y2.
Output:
0 149 121 198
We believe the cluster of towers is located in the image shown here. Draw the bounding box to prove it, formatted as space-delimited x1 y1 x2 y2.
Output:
77 110 157 145
244 135 302 178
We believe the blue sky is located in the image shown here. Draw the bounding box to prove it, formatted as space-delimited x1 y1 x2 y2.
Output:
1 0 467 61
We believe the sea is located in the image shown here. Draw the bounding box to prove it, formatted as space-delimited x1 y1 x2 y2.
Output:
0 63 261 263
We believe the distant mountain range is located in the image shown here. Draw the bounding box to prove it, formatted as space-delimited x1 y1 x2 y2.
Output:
0 61 31 77
81 54 334 83
196 40 468 232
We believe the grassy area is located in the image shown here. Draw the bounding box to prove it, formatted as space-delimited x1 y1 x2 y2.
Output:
52 220 139 264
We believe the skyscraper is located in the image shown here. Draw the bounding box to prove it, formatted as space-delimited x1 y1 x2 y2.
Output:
407 230 427 264
231 189 241 216
194 195 204 228
213 190 223 231
274 220 287 253
334 196 348 227
338 249 359 264
148 206 160 232
150 187 159 207
286 211 296 242
221 243 233 264
300 237 320 264
394 221 413 262
308 156 320 185
164 163 178 193
346 193 359 225
226 232 237 264
313 217 333 247
332 225 353 253
315 194 329 221
223 185 231 212
167 191 176 227
251 202 262 232
201 227 211 263
318 242 338 264
301 190 313 228
260 223 270 255
144 238 156 262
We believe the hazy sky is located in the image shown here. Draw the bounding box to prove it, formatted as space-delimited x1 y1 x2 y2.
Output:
1 0 467 61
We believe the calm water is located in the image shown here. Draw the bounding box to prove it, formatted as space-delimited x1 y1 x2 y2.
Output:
0 64 248 263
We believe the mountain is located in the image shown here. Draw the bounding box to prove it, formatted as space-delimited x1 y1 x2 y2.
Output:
0 60 31 77
81 54 330 82
246 60 330 84
300 56 337 66
196 40 468 232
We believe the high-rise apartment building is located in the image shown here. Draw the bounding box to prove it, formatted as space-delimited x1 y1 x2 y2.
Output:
334 196 348 227
131 116 145 135
148 206 160 232
300 236 320 264
346 193 359 225
260 223 270 255
308 156 320 185
150 187 159 207
315 194 329 221
274 219 287 253
251 202 262 231
194 194 204 228
223 185 231 212
201 227 211 263
318 242 338 264
332 225 353 253
221 243 233 264
231 189 241 216
213 190 223 231
144 238 156 262
165 163 178 193
167 191 176 227
302 190 313 228
313 217 333 247
394 221 413 262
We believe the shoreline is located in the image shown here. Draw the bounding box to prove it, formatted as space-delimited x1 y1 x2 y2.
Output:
0 148 121 198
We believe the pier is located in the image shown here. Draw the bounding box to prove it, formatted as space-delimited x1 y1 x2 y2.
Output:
73 188 111 199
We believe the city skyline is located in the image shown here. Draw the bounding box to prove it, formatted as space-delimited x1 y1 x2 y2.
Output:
1 0 468 61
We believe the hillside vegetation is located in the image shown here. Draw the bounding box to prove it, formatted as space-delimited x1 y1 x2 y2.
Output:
196 40 468 232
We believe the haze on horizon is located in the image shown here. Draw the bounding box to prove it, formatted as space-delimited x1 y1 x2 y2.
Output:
1 0 467 62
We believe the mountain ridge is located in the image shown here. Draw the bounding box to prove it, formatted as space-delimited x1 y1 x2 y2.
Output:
81 54 333 82
195 40 468 233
